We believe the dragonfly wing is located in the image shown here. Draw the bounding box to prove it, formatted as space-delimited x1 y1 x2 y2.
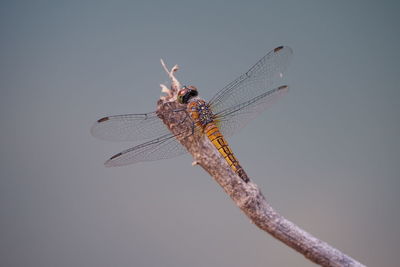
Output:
209 46 292 114
215 85 288 138
104 133 188 167
91 111 171 142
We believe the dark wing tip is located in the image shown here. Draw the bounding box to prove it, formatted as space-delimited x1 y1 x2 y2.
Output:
274 46 284 53
109 152 122 161
104 152 123 167
278 85 289 90
97 117 109 123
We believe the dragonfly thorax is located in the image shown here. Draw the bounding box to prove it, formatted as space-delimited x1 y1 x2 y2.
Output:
197 103 214 126
188 99 214 127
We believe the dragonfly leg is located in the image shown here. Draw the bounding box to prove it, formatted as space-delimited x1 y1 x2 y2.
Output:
172 108 186 112
191 121 196 135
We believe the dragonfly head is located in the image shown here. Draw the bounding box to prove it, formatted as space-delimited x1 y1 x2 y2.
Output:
177 85 198 104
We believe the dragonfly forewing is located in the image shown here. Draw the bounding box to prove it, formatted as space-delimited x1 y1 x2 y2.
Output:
209 46 292 115
91 112 170 142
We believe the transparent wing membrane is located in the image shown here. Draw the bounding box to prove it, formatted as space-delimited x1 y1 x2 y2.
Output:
104 117 202 166
209 46 292 114
104 134 187 167
104 133 188 166
216 85 288 137
91 112 170 142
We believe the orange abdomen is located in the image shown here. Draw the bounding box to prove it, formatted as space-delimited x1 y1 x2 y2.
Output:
188 100 249 182
205 123 249 182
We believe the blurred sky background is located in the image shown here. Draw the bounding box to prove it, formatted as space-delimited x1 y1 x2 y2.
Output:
1 1 399 266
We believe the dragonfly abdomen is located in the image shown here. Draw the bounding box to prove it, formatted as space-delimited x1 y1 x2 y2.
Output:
205 123 249 182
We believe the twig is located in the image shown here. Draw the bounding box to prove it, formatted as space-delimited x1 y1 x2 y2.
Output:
160 59 181 92
156 61 366 267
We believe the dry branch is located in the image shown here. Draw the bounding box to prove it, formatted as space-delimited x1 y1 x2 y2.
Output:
157 61 365 267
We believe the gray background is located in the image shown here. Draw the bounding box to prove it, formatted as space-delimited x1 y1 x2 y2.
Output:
1 1 399 266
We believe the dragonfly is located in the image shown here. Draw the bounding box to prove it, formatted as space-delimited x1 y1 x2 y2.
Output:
91 46 292 182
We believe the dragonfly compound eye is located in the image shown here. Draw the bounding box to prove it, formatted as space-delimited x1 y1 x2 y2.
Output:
177 86 198 104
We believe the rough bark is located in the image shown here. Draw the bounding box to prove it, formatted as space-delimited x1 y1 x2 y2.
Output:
156 61 365 267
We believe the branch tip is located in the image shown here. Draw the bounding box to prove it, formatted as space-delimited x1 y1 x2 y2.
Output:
159 58 182 93
160 58 169 76
160 83 173 97
171 64 179 73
